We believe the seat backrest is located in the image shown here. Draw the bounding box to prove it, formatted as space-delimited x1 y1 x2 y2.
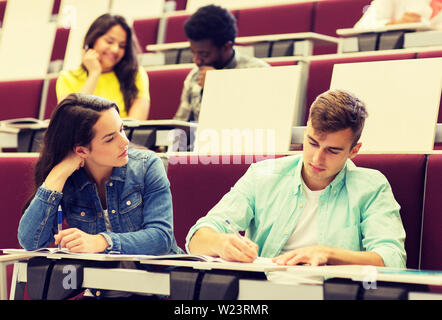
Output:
236 2 315 37
44 77 58 119
164 14 190 43
305 52 416 124
50 27 70 61
147 67 192 120
421 154 442 270
0 79 44 121
313 0 371 37
167 155 281 249
267 60 298 67
0 0 6 26
170 0 187 11
417 51 442 123
0 156 38 248
133 17 160 53
352 154 427 269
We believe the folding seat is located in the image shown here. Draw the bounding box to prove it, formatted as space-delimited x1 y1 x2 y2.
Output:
133 17 160 53
352 154 427 269
43 77 58 119
50 27 70 62
164 14 190 43
236 2 314 37
267 60 298 67
0 155 37 299
0 0 6 26
421 154 442 270
305 52 416 124
146 67 192 120
313 0 372 54
0 79 44 121
170 0 187 11
0 156 38 249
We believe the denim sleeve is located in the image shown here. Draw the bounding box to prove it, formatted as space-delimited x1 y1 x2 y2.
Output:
17 186 62 250
101 155 175 255
360 179 407 268
185 163 256 253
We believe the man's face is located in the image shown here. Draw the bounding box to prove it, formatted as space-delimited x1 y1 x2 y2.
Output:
189 39 227 68
302 121 361 191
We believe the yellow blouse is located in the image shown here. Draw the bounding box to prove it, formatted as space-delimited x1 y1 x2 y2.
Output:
56 66 149 118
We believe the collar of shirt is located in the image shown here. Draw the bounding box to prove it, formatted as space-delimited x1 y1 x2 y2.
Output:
291 155 350 196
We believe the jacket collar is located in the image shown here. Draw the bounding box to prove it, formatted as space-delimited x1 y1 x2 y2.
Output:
70 164 127 191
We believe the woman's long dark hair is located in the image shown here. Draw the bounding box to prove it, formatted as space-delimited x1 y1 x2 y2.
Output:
23 93 118 212
83 14 140 114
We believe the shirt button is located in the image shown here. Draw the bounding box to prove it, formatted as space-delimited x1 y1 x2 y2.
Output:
98 212 103 218
111 209 116 214
96 290 101 297
80 211 85 217
109 182 113 187
284 230 289 235
51 197 55 201
333 189 337 194
298 203 303 208
126 200 131 206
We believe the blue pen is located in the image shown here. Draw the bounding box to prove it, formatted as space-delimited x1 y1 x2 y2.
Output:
57 205 63 249
225 219 244 241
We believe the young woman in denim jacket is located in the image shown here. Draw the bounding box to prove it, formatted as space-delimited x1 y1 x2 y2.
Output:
18 93 182 255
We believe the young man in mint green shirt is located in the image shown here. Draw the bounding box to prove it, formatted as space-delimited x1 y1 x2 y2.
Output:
186 90 406 268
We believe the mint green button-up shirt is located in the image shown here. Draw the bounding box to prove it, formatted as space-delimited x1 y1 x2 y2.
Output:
185 154 406 268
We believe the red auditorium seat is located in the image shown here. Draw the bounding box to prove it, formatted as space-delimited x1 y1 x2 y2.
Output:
313 0 371 54
167 154 281 249
168 0 187 11
164 14 189 43
417 51 442 123
421 154 442 270
146 67 191 120
313 0 371 37
236 3 314 37
305 52 417 124
0 79 44 121
0 1 6 26
50 27 70 62
43 77 58 119
267 60 298 67
133 17 160 53
352 154 427 269
0 156 38 248
0 156 36 300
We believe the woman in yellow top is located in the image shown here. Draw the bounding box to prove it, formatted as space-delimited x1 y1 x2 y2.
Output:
56 14 150 120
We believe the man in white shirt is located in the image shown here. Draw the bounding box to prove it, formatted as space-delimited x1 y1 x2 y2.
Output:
354 0 442 29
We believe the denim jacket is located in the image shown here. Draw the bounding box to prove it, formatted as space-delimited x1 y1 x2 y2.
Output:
18 148 183 255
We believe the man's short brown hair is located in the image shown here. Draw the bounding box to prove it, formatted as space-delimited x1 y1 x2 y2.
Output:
308 90 368 148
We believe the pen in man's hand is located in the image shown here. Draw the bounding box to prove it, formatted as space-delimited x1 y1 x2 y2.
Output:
225 219 244 241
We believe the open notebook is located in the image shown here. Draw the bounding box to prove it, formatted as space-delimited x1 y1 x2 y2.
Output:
1 248 277 265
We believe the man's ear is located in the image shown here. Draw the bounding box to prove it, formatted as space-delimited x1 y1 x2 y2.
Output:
222 41 233 52
74 145 89 159
349 142 362 159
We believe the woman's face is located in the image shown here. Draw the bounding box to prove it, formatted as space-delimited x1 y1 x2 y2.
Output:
92 24 127 72
84 108 129 170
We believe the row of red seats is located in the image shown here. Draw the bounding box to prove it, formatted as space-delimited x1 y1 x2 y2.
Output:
134 0 371 55
2 0 371 63
1 49 440 124
0 153 440 271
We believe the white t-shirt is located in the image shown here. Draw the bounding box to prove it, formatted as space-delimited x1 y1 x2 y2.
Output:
281 179 324 253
